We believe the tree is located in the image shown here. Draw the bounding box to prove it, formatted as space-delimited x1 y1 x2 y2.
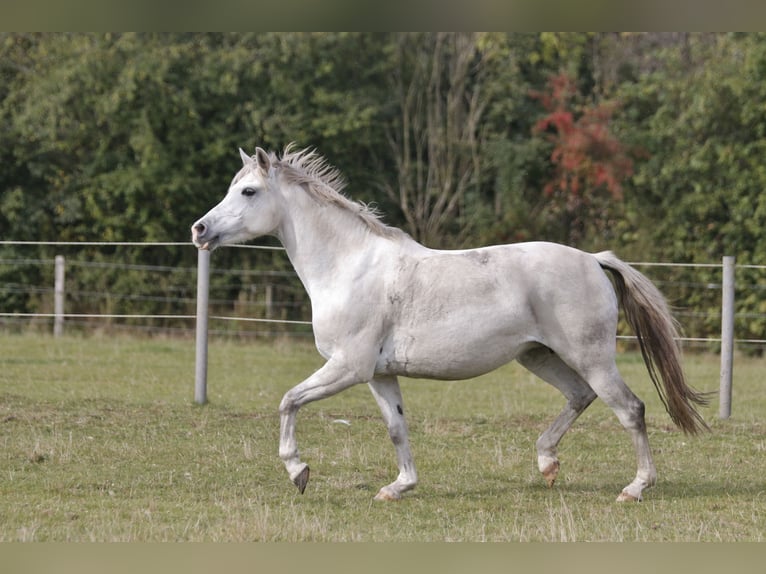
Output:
614 33 766 349
530 72 636 246
6 33 766 346
0 33 394 323
382 33 489 247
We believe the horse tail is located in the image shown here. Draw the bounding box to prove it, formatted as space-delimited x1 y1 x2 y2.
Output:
594 251 711 435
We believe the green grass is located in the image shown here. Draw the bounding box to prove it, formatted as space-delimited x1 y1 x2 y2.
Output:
1 333 764 541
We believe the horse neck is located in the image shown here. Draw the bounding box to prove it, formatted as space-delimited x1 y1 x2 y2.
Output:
274 186 388 293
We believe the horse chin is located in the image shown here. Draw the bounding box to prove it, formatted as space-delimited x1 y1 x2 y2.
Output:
196 236 221 252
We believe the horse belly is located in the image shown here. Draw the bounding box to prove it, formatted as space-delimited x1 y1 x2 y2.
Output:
376 307 536 380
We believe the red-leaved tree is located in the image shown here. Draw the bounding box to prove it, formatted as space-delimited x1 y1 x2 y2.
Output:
531 73 636 243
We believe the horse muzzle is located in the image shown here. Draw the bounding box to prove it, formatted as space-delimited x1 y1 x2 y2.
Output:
191 220 219 251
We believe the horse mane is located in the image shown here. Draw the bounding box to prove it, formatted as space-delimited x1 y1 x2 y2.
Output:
274 144 403 239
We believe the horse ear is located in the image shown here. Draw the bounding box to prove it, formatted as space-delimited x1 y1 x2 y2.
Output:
255 147 272 175
239 147 253 166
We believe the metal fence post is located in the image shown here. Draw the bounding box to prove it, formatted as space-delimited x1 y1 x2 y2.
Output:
719 255 735 419
54 255 65 337
265 283 274 320
194 249 210 404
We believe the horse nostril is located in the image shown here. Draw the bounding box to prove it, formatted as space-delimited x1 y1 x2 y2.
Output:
193 222 207 237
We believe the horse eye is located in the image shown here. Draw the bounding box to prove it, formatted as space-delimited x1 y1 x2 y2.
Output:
241 187 257 197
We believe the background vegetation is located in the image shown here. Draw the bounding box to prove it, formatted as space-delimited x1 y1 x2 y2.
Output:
1 333 764 542
2 33 766 340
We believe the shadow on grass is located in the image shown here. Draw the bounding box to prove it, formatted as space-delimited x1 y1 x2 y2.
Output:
653 478 766 500
384 470 765 504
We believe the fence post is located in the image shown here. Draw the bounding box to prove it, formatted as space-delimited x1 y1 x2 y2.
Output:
719 255 735 419
265 283 274 320
54 255 65 337
194 249 210 405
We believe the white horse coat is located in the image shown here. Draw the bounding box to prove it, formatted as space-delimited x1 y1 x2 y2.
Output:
192 145 708 502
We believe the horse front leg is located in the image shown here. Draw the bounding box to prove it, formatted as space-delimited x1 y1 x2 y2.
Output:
368 376 417 500
278 358 365 494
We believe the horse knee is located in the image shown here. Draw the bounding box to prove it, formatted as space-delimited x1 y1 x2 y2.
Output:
279 390 299 416
383 411 408 444
388 423 407 446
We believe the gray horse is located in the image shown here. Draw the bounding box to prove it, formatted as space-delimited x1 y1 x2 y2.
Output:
192 145 708 502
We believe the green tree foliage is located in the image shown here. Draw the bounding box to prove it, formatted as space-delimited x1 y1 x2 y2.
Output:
2 33 766 345
0 33 391 325
614 33 766 348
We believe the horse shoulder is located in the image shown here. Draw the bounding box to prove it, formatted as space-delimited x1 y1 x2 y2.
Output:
309 238 401 357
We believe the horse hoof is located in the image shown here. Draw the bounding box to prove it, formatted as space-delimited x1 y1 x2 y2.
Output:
293 465 310 494
616 490 641 502
374 488 401 502
542 461 560 487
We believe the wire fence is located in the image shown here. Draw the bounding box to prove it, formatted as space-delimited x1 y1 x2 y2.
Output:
1 240 766 349
3 240 766 417
0 240 312 339
627 259 766 349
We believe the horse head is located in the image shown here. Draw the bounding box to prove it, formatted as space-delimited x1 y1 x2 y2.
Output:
192 147 282 251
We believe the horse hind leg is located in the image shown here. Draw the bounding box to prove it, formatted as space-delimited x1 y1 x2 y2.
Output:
367 376 417 501
517 347 597 489
577 361 657 502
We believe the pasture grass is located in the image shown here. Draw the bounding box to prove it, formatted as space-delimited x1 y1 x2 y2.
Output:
0 332 764 541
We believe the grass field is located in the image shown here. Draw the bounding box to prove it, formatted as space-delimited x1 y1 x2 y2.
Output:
1 332 764 541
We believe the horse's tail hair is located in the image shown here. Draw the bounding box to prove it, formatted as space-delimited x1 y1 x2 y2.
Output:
594 251 711 435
